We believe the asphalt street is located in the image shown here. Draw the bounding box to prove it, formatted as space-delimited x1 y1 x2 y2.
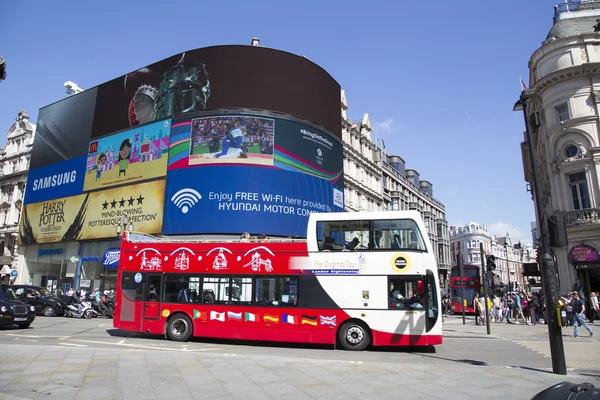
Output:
0 316 552 369
0 315 597 399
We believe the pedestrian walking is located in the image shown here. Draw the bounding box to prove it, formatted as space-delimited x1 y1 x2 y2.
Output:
572 292 595 338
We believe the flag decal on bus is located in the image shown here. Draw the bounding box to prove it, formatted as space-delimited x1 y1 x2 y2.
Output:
193 310 206 320
227 311 242 320
301 315 317 325
244 312 257 322
283 314 295 324
210 311 225 321
320 315 337 326
264 314 279 323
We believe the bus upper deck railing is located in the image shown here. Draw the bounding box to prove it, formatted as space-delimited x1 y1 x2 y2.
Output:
123 232 307 244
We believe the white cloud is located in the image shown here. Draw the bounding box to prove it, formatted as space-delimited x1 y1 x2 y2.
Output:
486 222 532 246
374 118 395 134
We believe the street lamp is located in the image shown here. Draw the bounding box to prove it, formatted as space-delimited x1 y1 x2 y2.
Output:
115 212 134 237
504 238 511 293
513 89 566 375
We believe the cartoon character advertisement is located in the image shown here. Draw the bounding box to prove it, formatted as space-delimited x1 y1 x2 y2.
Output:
83 119 171 191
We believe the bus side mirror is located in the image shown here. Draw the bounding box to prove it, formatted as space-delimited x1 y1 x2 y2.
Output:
417 281 424 295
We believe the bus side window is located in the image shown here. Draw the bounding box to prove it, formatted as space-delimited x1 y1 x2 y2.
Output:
388 277 424 310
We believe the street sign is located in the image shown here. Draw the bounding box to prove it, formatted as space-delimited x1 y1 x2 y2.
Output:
10 270 17 277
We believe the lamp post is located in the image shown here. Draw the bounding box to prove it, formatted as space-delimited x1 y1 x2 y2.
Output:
504 240 512 294
514 89 566 375
115 211 134 237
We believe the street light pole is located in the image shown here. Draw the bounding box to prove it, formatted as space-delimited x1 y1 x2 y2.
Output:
115 212 134 238
504 241 511 294
514 90 567 375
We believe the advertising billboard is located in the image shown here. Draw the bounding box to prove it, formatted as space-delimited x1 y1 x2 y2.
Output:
163 112 344 237
188 115 274 166
91 46 341 140
19 179 165 245
163 167 344 237
24 156 87 205
168 114 343 186
30 88 98 170
84 119 171 191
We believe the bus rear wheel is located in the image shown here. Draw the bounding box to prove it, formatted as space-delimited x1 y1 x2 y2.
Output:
339 321 370 351
167 314 193 342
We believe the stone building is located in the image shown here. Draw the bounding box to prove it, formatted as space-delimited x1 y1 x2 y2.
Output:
0 111 34 283
519 0 600 295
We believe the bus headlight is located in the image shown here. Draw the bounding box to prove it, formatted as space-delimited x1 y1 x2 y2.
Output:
0 306 6 312
30 306 35 312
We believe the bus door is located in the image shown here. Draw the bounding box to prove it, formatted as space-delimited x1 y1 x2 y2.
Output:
144 274 162 320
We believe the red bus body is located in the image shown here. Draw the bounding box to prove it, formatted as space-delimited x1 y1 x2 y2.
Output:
113 211 443 349
448 264 481 313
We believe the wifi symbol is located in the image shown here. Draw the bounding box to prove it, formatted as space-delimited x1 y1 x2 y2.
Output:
171 188 202 214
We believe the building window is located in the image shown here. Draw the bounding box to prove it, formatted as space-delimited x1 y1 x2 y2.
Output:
556 103 570 122
569 171 591 210
564 144 579 158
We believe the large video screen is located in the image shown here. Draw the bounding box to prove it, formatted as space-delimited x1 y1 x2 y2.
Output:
92 46 341 140
29 88 98 170
168 113 343 187
163 167 344 237
163 112 344 237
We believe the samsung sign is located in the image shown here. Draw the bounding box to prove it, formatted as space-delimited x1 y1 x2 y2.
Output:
102 248 120 269
24 156 86 205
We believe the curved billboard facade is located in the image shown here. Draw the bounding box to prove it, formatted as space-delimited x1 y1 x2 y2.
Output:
21 45 343 243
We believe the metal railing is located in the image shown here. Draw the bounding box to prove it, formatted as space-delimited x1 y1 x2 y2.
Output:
555 1 600 16
560 208 600 226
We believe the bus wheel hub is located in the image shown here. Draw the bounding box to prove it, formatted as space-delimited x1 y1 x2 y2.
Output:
347 326 364 344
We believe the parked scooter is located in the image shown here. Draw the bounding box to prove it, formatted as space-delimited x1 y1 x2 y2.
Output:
65 301 94 319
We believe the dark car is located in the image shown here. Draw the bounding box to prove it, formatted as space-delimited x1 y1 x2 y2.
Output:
11 285 67 317
0 285 36 328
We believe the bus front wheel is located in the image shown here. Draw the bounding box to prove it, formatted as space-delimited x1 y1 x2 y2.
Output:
338 321 371 351
167 313 193 342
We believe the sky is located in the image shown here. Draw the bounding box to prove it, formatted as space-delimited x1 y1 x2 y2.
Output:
0 0 564 245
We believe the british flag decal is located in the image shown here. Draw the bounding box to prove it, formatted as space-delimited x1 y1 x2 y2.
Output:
320 315 337 326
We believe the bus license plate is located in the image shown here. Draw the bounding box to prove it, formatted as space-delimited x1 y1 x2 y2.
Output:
14 318 27 322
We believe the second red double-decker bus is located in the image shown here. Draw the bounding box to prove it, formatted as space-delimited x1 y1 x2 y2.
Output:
113 211 442 350
448 264 481 313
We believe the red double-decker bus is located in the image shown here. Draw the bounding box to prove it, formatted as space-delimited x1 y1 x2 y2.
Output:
448 264 481 313
113 211 442 350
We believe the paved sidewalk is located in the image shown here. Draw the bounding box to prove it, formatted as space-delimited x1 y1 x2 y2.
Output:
443 315 599 372
0 343 598 400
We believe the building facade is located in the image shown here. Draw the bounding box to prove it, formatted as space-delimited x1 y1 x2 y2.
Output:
449 223 531 292
0 111 34 284
340 90 450 284
520 0 600 296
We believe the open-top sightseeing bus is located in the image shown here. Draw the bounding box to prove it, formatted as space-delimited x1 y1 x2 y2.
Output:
448 264 481 313
113 211 442 350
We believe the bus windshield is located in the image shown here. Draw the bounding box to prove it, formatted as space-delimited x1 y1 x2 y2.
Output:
317 218 427 252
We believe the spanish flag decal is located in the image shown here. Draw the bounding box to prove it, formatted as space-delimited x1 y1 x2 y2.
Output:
301 315 317 326
264 314 279 323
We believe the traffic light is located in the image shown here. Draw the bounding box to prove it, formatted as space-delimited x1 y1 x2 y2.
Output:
486 255 496 270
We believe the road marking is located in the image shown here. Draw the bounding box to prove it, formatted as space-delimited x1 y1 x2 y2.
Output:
13 338 38 342
4 334 64 338
67 339 223 352
59 343 88 347
117 338 127 344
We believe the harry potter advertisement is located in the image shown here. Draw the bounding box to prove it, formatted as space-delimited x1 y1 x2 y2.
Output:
84 119 171 191
19 180 165 245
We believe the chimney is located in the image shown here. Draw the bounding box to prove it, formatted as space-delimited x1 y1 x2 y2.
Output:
251 38 260 46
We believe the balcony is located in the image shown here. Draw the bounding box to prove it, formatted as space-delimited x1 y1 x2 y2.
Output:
561 208 600 227
554 1 600 17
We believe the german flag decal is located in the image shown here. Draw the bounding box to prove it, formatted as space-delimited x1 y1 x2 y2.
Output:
301 315 317 326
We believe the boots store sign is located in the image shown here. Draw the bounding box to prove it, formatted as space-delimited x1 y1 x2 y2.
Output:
102 248 120 269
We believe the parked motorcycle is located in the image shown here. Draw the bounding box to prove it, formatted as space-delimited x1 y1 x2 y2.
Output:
64 301 94 319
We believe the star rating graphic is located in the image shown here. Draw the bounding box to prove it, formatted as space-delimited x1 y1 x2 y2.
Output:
101 195 144 209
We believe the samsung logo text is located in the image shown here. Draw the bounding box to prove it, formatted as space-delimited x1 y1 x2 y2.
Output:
32 170 77 191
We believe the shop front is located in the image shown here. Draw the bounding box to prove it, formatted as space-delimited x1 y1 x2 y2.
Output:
20 243 80 294
79 239 121 292
568 244 600 301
